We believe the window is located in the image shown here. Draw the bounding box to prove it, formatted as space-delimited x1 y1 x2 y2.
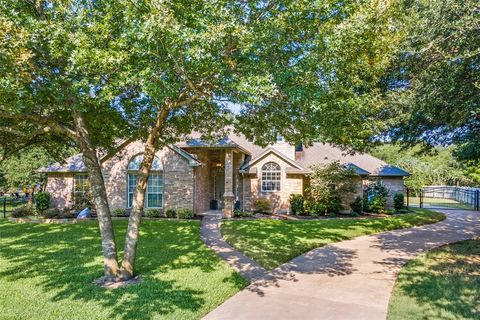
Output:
261 162 281 192
127 154 164 208
74 174 89 204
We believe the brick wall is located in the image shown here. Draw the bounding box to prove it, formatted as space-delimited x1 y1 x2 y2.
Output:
46 141 195 212
243 153 303 213
363 177 405 209
45 173 74 209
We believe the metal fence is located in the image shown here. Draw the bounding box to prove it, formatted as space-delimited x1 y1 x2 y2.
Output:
418 186 480 211
1 196 29 218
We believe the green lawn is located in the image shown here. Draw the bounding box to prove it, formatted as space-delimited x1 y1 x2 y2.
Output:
388 238 480 320
221 209 446 270
0 220 247 320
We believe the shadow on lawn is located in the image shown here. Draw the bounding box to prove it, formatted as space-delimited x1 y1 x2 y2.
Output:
0 220 242 319
223 210 444 269
391 239 480 319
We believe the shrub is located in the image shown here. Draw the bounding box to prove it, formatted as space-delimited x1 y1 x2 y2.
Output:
234 209 253 218
35 192 51 213
165 209 176 218
10 206 33 218
253 198 271 213
350 196 364 214
364 181 389 213
289 194 305 215
177 209 194 219
303 199 326 216
60 208 76 219
306 161 357 213
43 208 62 219
367 195 387 213
112 208 127 217
144 208 160 218
385 209 396 215
73 192 93 211
393 193 405 211
327 194 342 214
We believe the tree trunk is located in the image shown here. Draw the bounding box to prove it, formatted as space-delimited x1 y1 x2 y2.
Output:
73 110 120 279
120 106 170 280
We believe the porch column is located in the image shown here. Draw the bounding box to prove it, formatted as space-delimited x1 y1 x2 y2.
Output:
223 149 235 218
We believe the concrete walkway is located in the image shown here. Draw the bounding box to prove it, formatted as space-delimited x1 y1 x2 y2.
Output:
200 212 270 282
204 209 480 320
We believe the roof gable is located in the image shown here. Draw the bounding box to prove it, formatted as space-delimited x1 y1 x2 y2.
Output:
240 147 306 171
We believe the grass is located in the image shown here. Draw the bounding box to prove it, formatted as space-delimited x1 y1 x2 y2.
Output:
388 238 480 320
221 209 446 270
408 197 474 210
0 220 247 320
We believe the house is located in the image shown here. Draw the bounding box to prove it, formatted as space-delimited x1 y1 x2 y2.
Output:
40 132 409 217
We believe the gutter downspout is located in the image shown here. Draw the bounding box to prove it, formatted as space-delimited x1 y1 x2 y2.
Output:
242 172 245 210
192 167 196 213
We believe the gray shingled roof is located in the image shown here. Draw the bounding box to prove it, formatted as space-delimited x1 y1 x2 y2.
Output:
39 154 87 173
298 143 410 177
39 134 409 177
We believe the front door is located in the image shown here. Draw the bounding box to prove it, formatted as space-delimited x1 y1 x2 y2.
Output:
212 170 225 210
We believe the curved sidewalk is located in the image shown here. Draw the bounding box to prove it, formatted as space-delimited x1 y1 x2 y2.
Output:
200 212 270 282
204 209 480 320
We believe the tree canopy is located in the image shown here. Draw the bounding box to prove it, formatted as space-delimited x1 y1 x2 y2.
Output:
372 144 480 191
383 0 479 161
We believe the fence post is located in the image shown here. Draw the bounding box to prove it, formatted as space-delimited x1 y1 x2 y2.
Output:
406 188 410 209
476 190 479 211
419 190 423 208
3 197 6 218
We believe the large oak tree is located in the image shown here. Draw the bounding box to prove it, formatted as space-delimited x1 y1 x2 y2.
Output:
1 0 403 282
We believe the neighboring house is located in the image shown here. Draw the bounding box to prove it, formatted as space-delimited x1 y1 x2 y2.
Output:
39 132 409 217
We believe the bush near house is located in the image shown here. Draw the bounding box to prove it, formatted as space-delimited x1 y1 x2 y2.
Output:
364 181 389 213
177 209 194 219
10 205 34 218
144 208 160 218
289 194 305 215
35 192 51 213
233 209 253 218
42 208 62 219
165 209 176 218
350 196 364 214
393 193 405 211
253 198 271 214
112 208 127 217
303 198 327 216
302 162 357 215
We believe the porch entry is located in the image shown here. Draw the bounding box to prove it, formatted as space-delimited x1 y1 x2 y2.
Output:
211 170 225 210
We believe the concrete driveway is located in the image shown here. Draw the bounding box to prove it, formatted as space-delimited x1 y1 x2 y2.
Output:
203 209 480 320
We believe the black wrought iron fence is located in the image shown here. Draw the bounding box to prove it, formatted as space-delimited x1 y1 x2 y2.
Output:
1 196 29 218
413 186 480 211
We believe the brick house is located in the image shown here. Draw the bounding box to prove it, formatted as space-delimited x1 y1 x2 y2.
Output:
40 132 409 217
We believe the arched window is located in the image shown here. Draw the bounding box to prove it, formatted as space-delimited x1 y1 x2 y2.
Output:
261 162 281 192
128 154 164 208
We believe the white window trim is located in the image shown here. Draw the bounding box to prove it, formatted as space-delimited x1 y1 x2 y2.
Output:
73 174 89 204
261 162 281 193
127 172 164 209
